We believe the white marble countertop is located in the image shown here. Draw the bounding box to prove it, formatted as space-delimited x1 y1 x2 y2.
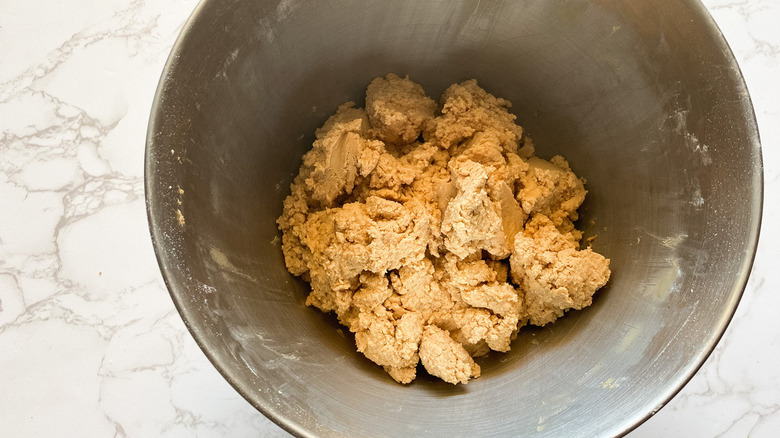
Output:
1 0 777 436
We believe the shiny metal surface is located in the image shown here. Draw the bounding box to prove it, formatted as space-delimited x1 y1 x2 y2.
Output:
145 0 762 436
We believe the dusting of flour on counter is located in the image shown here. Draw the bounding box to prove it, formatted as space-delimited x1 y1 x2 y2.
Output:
276 74 611 384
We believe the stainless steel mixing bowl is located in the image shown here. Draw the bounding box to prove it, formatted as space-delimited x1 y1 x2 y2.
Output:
145 0 762 436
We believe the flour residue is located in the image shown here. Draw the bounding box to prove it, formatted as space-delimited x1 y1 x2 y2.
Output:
255 0 302 43
617 324 641 351
215 48 240 80
665 96 711 208
672 110 713 166
637 230 688 301
209 247 256 281
601 377 627 389
661 233 688 249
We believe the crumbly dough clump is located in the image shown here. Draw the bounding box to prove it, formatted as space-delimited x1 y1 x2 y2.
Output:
277 74 611 384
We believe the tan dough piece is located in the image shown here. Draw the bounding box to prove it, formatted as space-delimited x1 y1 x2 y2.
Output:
424 79 524 153
366 73 437 144
510 215 611 326
419 325 481 384
441 159 509 259
276 74 611 385
515 156 586 227
304 111 384 206
301 196 434 315
354 309 424 371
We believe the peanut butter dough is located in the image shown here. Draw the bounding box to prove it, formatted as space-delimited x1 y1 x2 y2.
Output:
277 74 611 384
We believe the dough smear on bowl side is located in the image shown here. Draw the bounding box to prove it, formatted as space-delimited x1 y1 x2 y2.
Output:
276 74 611 384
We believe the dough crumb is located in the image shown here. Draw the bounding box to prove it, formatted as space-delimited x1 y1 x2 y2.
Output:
176 209 185 226
276 74 611 384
